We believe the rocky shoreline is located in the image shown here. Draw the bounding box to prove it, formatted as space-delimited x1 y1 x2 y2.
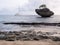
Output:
3 22 60 26
0 30 60 41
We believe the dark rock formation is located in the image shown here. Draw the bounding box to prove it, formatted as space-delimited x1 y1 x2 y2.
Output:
49 36 60 41
0 30 60 41
35 4 54 17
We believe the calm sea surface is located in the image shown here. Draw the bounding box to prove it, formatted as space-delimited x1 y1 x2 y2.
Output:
0 15 60 31
0 15 60 23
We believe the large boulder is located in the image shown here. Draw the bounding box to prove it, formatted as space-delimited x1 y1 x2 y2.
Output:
35 4 54 17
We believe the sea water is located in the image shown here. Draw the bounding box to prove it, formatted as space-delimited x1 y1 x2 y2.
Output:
0 15 60 31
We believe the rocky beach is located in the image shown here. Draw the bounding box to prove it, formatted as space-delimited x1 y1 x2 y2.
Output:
0 15 60 45
0 29 60 41
0 25 60 45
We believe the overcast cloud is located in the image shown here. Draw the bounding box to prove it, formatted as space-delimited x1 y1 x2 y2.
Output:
0 0 60 15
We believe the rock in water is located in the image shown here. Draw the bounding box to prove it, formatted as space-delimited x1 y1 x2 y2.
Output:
35 4 54 17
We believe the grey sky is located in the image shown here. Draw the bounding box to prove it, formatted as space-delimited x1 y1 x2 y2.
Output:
0 0 60 15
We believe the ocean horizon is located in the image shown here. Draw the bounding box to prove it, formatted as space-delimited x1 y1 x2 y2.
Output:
0 15 60 23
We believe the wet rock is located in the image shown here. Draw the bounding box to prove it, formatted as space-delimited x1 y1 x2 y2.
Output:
0 30 59 41
50 36 60 41
8 31 15 35
19 33 31 41
36 31 50 40
0 34 6 40
44 32 57 35
37 35 49 39
35 9 54 17
35 4 54 17
5 34 16 41
16 32 24 40
27 31 37 40
20 30 36 41
32 37 40 41
21 37 31 41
